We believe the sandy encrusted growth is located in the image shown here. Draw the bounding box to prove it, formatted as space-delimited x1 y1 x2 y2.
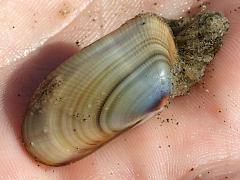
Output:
166 11 230 97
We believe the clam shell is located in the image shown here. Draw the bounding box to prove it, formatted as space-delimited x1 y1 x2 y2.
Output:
22 13 178 166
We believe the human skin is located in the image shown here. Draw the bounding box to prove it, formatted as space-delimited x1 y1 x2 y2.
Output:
0 0 240 179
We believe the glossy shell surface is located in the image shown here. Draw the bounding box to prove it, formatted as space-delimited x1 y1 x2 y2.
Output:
22 13 178 166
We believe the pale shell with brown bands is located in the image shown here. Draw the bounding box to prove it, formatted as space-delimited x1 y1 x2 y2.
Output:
22 14 177 166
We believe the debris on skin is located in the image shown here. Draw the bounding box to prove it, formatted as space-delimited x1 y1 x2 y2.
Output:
75 40 80 47
58 2 72 17
158 115 179 127
198 2 211 12
59 8 71 17
229 7 240 14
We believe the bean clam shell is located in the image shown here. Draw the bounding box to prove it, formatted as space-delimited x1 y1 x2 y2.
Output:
22 13 178 166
